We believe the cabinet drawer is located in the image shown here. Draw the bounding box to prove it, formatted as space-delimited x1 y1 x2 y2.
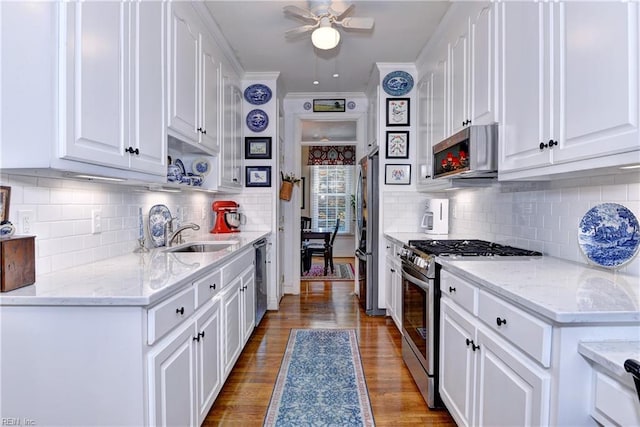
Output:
440 270 477 315
147 287 196 345
194 269 222 309
592 370 640 427
223 247 253 283
477 290 552 367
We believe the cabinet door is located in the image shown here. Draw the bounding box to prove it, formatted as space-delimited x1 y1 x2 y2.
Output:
553 2 640 163
392 261 402 331
475 329 551 426
62 2 129 168
241 267 256 345
220 71 243 188
450 27 469 135
498 2 552 172
130 1 166 175
470 6 495 126
196 298 222 425
416 76 433 184
199 33 220 152
222 278 242 376
440 298 476 427
431 59 448 146
149 323 197 427
168 4 199 143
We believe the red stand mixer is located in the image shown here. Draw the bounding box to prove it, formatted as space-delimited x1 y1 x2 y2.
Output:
211 201 243 233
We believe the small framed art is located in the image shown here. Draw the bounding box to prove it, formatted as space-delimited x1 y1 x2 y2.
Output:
245 166 272 187
385 164 411 185
386 131 409 159
245 137 272 159
386 98 410 126
313 99 346 113
0 186 10 222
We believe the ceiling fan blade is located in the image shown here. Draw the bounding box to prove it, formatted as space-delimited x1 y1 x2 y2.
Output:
283 5 317 22
285 24 317 37
338 17 374 30
328 4 354 21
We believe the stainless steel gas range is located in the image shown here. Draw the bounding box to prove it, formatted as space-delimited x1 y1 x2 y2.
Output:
400 239 542 409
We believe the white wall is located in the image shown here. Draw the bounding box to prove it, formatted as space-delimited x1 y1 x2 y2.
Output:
2 173 273 276
382 172 640 276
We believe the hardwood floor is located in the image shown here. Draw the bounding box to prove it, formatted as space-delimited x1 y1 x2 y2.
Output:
204 258 456 426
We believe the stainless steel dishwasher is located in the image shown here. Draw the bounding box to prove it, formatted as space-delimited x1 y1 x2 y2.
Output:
253 238 268 325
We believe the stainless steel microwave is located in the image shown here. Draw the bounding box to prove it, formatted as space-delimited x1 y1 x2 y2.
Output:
432 124 498 179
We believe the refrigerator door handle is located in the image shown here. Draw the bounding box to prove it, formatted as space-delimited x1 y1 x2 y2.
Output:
355 248 371 258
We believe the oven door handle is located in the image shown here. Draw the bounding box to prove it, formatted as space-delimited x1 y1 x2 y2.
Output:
402 268 431 291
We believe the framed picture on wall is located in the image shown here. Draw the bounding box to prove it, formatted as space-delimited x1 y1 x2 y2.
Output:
245 137 272 159
386 98 410 126
386 131 409 159
245 166 271 187
385 164 411 185
313 99 346 112
0 186 10 222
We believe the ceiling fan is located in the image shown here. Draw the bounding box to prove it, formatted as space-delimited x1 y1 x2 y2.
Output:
284 2 375 50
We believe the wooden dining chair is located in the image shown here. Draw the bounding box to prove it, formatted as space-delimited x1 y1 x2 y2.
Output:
300 216 312 273
305 218 340 275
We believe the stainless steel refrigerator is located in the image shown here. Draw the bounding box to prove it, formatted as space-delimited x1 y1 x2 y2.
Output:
355 148 385 315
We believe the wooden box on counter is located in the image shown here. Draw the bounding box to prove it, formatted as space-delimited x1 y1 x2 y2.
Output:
1 235 35 292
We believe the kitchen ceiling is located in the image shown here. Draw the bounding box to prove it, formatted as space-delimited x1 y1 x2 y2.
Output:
204 1 450 95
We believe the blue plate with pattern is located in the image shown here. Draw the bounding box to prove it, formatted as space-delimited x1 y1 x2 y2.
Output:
148 204 172 247
578 203 640 269
246 109 269 132
382 71 414 96
244 84 272 105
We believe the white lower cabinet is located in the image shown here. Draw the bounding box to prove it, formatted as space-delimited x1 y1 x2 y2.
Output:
384 240 402 331
440 297 551 427
148 293 223 427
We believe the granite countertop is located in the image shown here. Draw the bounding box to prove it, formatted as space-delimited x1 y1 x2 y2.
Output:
0 231 269 307
579 341 640 388
383 231 640 325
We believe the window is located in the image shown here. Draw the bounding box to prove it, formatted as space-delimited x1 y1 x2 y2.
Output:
310 165 354 234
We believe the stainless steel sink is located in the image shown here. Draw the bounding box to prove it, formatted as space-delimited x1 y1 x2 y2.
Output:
165 242 236 253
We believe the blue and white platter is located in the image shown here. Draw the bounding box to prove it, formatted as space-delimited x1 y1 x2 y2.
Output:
578 203 640 269
244 84 272 105
382 71 414 96
192 157 210 176
148 204 172 247
246 109 269 132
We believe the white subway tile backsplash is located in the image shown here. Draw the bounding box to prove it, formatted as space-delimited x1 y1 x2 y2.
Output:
449 173 639 275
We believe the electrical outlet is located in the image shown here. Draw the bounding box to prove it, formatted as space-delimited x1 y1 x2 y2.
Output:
451 206 457 219
18 210 34 234
91 209 102 234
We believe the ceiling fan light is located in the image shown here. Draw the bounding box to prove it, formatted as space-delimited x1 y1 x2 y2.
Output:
311 26 340 50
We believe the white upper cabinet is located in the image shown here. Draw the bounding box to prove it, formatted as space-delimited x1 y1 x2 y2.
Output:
218 68 243 190
416 76 433 185
62 2 166 176
168 3 220 154
499 1 640 178
449 5 496 136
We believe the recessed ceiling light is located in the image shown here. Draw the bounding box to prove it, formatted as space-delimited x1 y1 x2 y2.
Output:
332 73 339 78
313 80 319 85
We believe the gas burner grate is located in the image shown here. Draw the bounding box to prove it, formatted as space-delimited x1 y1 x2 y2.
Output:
408 239 542 257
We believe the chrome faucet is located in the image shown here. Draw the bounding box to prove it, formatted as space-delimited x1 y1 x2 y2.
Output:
165 221 200 247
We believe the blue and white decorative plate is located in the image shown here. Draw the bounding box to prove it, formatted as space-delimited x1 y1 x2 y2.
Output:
174 158 185 175
192 157 210 176
578 203 640 269
148 204 172 247
347 101 356 110
303 102 312 111
246 109 269 132
382 71 414 96
0 221 15 238
244 84 272 105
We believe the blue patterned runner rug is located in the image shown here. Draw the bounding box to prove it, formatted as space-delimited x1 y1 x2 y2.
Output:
264 329 375 426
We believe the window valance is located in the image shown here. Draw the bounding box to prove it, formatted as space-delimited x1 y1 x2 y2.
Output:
307 145 356 165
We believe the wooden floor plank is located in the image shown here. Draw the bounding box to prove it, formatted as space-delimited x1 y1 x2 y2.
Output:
204 258 456 426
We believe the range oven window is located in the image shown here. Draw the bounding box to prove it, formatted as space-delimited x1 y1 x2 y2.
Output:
402 269 429 362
